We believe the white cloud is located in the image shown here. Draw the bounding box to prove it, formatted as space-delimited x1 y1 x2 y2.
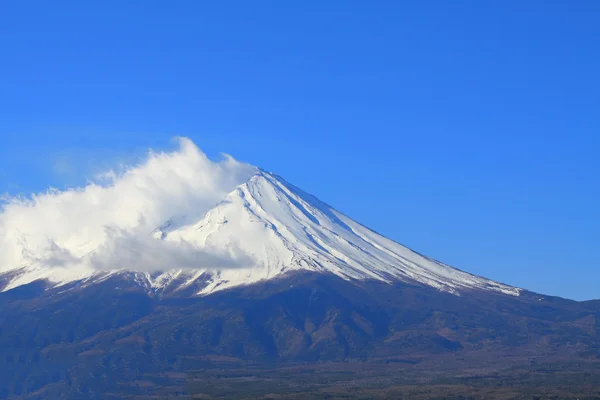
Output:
0 137 257 274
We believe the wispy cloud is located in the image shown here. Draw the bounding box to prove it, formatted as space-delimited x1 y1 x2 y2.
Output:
0 138 257 273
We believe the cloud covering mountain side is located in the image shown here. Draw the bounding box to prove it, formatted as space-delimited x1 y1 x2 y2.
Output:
0 138 257 274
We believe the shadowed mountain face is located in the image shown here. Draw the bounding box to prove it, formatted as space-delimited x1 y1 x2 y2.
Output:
1 272 599 399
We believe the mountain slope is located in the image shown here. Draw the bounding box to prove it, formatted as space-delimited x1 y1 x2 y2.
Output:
1 170 519 297
0 272 597 399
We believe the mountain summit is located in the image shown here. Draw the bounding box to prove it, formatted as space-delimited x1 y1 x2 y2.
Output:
1 169 519 297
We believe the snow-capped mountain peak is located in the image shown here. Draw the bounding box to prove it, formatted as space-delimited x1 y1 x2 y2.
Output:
151 170 519 296
0 169 520 297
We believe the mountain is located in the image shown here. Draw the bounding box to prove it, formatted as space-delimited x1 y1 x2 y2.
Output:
1 170 599 399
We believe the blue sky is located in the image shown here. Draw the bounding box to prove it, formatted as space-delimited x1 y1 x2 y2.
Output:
1 1 599 300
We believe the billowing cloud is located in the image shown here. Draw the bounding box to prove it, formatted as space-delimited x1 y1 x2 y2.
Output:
0 138 257 274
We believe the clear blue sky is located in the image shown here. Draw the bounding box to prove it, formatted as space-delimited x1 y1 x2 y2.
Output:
1 1 599 300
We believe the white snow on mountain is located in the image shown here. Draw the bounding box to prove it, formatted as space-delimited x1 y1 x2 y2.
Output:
0 166 520 297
